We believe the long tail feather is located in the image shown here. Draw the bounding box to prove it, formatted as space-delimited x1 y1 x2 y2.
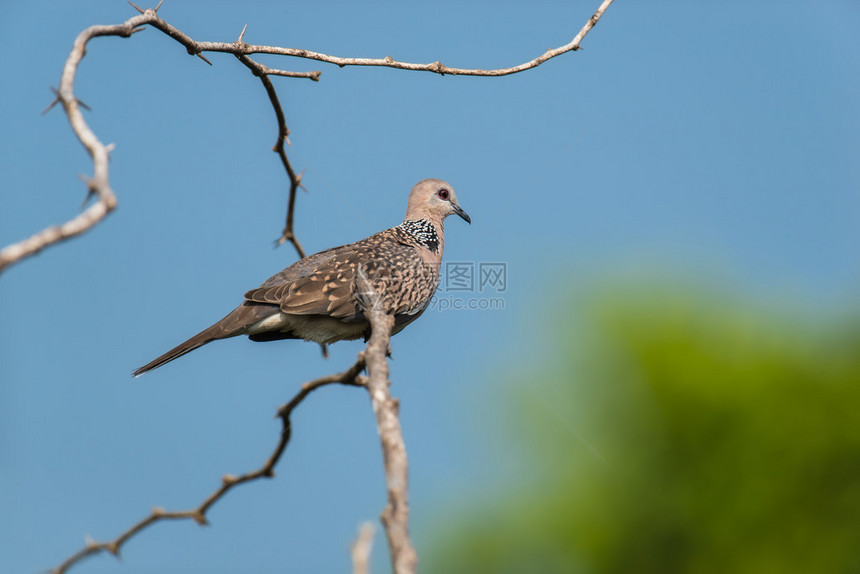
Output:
132 302 282 377
132 328 219 377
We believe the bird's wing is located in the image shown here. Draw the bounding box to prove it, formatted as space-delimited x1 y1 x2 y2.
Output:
244 245 361 319
244 229 435 319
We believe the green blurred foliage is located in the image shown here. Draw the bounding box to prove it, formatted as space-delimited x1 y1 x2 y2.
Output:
428 286 860 574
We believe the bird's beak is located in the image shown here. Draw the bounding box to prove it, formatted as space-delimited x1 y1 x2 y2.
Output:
452 204 471 224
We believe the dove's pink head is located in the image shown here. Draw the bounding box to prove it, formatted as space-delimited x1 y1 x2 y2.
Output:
404 178 470 228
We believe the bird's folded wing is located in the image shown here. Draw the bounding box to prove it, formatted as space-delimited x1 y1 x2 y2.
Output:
243 235 429 319
244 252 359 319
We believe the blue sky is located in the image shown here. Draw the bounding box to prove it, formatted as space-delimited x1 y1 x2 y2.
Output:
1 1 858 573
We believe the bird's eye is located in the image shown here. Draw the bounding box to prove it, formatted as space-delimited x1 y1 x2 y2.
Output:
438 189 450 200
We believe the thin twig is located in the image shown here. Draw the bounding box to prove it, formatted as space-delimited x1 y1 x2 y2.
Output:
50 358 367 574
188 0 615 77
235 53 307 256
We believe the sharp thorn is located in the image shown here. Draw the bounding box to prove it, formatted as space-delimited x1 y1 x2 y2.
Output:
154 0 165 12
238 23 248 43
196 53 213 66
81 190 96 209
127 1 144 14
41 97 60 116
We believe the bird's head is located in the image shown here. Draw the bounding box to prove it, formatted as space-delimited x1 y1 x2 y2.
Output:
405 178 471 225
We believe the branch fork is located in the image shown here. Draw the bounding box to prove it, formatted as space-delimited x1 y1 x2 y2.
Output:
0 0 614 273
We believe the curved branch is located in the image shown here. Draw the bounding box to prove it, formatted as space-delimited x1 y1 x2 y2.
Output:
0 12 150 273
195 0 615 77
50 358 367 574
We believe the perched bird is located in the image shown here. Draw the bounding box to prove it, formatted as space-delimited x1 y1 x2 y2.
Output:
133 178 470 376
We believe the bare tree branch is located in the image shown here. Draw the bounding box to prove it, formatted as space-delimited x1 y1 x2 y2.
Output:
194 0 615 77
357 267 416 574
0 0 614 274
234 52 308 256
351 522 376 574
50 358 367 574
0 12 137 274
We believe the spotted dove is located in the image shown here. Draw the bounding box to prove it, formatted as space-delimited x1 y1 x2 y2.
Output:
133 178 470 376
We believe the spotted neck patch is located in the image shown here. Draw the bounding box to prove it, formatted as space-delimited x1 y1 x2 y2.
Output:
398 219 440 252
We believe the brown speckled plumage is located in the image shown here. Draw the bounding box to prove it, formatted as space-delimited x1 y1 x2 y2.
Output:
133 178 469 376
